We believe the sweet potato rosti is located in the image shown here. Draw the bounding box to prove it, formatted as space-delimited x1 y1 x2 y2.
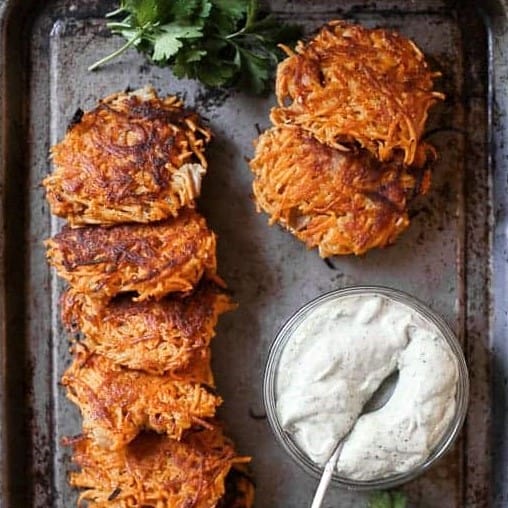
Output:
61 282 235 375
67 429 250 508
44 87 212 226
271 21 444 164
46 209 218 302
62 345 222 450
250 125 434 257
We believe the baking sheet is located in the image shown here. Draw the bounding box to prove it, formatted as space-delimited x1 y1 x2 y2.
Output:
0 0 506 506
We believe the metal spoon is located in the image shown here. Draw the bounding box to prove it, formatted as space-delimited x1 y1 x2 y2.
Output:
310 370 400 508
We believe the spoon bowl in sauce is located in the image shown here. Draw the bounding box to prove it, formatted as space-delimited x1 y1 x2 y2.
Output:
310 370 400 508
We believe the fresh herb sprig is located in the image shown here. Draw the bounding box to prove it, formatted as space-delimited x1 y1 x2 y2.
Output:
90 0 301 94
368 490 408 508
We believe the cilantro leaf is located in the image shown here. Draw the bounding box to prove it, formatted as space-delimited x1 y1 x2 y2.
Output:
369 492 392 508
121 0 159 26
392 492 408 508
211 0 248 22
151 24 203 62
237 47 271 94
197 60 238 87
170 0 212 24
368 491 408 508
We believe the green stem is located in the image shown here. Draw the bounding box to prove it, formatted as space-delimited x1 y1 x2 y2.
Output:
105 7 125 18
88 29 144 71
226 26 247 40
226 0 259 40
106 22 132 29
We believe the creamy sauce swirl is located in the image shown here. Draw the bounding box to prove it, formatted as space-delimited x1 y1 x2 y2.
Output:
275 294 459 480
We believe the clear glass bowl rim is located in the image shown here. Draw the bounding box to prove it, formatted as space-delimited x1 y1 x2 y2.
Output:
262 285 470 491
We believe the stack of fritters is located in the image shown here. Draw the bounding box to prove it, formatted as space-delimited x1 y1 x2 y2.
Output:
44 87 253 507
250 21 444 256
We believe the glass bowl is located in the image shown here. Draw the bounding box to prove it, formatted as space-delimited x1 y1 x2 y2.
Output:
263 286 469 490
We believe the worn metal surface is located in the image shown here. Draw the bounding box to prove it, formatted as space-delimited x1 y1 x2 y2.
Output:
0 0 505 506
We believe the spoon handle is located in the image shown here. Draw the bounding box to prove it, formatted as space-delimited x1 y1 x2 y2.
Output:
310 441 344 508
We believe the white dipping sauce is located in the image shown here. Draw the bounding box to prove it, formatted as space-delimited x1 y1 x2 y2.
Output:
275 294 459 480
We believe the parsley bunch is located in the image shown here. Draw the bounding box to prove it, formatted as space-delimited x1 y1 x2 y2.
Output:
90 0 301 94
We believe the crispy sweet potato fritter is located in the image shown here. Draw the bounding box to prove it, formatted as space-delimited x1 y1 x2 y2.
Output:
67 428 250 508
61 282 235 375
62 345 222 450
44 87 212 226
250 126 434 257
271 21 444 164
46 209 218 302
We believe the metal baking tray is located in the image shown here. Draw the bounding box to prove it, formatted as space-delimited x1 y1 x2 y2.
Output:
0 0 507 506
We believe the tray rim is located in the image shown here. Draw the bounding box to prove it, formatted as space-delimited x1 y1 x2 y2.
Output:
0 0 507 506
483 0 508 506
